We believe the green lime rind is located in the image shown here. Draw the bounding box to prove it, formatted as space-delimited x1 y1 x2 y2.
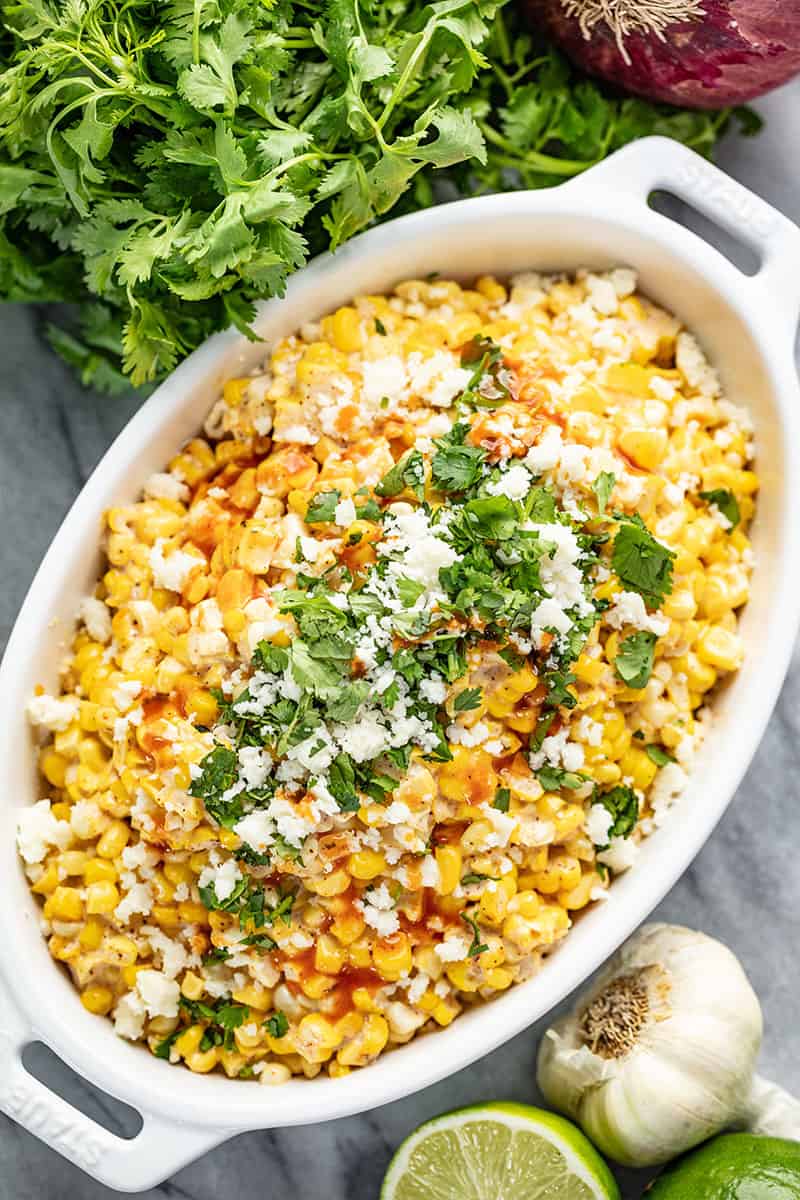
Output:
647 1133 800 1199
380 1100 620 1200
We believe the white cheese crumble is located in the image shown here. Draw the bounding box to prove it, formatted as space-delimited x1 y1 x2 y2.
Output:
524 425 563 473
604 591 669 637
149 540 200 592
334 497 356 526
585 803 613 846
114 881 154 924
135 969 180 1019
598 836 639 874
486 464 532 501
16 800 72 864
380 505 457 592
80 596 112 643
113 992 146 1041
675 331 720 398
359 883 400 937
143 472 190 503
27 693 78 733
434 935 471 963
198 857 242 902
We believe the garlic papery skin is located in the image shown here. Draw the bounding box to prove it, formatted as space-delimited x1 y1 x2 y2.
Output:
536 923 763 1167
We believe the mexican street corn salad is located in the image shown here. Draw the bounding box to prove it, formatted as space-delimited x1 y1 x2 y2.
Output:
19 270 757 1083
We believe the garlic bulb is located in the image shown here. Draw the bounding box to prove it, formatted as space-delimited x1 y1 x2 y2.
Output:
536 924 763 1166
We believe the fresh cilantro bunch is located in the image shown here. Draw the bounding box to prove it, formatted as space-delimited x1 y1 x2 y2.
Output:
0 0 749 392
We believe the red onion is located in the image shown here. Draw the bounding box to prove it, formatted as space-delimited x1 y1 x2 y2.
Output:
524 0 800 108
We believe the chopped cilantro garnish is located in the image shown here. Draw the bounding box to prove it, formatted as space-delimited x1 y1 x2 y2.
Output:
460 910 488 957
645 744 676 766
614 631 657 690
153 1029 181 1060
524 486 557 523
699 488 740 530
596 784 639 843
189 746 241 827
199 875 249 914
459 336 511 410
461 872 498 885
430 423 486 493
376 450 425 500
179 996 251 1051
355 498 382 521
611 515 675 607
592 471 616 516
202 946 231 964
493 787 510 813
542 669 577 710
396 576 426 607
305 490 341 523
328 753 360 812
535 765 587 791
374 318 387 335
453 687 482 713
499 646 526 670
266 1010 289 1039
240 931 277 952
460 495 518 541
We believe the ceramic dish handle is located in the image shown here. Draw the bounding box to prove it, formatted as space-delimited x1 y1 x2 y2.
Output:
572 135 800 344
0 979 226 1192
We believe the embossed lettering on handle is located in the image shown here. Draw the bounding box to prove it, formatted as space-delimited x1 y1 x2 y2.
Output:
0 1018 226 1189
568 135 800 340
671 158 778 242
0 1065 106 1171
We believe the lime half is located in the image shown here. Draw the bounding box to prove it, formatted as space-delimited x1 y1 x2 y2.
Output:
380 1101 620 1200
648 1133 800 1199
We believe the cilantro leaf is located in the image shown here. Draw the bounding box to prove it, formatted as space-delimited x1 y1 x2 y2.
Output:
328 753 360 812
305 491 341 524
460 910 488 958
612 516 675 607
266 1010 289 1039
596 784 639 842
535 765 587 791
454 687 482 713
396 576 425 608
431 424 486 493
614 631 657 690
592 471 616 516
376 450 425 501
461 496 518 541
493 787 510 812
699 488 740 531
645 744 676 766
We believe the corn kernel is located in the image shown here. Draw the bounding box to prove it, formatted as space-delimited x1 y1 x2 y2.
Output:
434 845 461 895
80 986 114 1016
44 886 83 922
86 881 120 915
96 820 129 859
696 625 744 672
79 918 105 950
347 849 386 880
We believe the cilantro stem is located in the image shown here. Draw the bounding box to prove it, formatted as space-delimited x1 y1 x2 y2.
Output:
478 123 596 177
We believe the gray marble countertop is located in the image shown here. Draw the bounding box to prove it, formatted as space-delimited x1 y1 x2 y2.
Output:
2 81 799 1200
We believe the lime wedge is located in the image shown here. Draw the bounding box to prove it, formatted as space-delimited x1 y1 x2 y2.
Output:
380 1101 620 1200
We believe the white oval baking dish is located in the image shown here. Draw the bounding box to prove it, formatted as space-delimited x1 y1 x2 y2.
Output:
2 136 800 1192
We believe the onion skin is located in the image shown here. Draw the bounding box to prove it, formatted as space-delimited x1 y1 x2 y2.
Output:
524 0 800 108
